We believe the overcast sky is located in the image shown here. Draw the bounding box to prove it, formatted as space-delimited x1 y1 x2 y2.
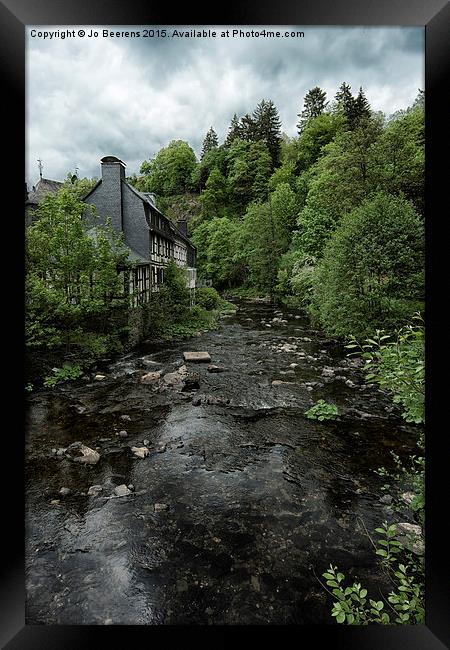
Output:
26 25 424 187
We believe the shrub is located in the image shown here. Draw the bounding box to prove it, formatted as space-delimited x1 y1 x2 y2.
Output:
195 286 220 310
311 192 424 339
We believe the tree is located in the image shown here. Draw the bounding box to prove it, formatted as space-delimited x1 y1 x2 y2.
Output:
297 87 328 134
226 139 272 212
353 87 371 124
139 140 197 196
26 188 129 351
252 99 283 168
368 103 424 215
334 82 355 124
199 167 228 218
224 113 243 148
311 192 424 338
296 115 383 256
295 112 344 172
201 127 219 159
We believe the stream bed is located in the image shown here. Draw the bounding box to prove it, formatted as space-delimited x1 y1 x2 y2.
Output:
25 300 419 624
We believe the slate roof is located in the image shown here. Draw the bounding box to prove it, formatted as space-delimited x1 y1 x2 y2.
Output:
25 178 64 205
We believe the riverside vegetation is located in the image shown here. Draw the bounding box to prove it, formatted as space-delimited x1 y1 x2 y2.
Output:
25 83 425 624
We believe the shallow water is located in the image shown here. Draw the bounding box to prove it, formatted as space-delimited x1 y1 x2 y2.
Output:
25 300 418 624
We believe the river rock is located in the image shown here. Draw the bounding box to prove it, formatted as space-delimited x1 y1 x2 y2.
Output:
272 380 294 386
395 522 424 555
192 395 202 406
279 343 297 353
401 491 416 505
87 485 103 496
380 494 393 505
184 371 201 390
154 503 169 512
94 374 106 381
163 365 188 388
289 363 299 368
117 430 128 438
59 487 71 496
183 351 212 363
141 371 161 384
205 395 230 406
114 484 132 497
66 443 100 465
120 414 131 421
207 365 225 373
131 446 149 459
321 367 335 377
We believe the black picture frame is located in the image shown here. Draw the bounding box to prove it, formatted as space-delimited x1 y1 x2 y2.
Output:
1 0 449 648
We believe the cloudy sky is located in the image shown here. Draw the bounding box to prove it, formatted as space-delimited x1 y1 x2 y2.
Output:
26 25 424 187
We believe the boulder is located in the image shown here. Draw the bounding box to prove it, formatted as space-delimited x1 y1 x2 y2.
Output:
131 446 149 459
114 484 132 497
66 443 100 465
183 351 211 363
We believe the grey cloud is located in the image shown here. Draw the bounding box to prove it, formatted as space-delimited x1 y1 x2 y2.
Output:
26 26 423 187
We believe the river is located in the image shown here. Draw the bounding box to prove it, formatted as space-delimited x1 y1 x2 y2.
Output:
25 299 418 625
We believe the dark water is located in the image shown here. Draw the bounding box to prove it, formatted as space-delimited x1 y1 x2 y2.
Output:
25 300 418 625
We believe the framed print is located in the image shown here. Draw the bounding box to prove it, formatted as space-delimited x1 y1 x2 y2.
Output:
1 0 449 648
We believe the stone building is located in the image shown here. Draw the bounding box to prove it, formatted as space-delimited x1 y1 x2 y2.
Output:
82 156 197 305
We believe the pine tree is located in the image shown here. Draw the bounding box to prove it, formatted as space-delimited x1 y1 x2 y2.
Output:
201 127 219 159
224 114 243 148
353 87 371 125
335 82 356 125
297 87 328 134
240 113 257 142
252 99 282 168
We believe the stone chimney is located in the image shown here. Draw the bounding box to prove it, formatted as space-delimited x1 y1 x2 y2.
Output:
176 219 188 237
100 155 126 231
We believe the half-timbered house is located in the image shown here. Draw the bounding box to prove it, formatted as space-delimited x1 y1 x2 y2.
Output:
82 156 197 305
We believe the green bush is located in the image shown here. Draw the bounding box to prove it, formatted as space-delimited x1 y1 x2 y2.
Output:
311 192 424 339
195 286 220 310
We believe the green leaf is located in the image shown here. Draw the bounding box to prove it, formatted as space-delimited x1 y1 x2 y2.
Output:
336 612 346 624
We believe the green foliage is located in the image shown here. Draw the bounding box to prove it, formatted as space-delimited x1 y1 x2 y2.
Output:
26 188 130 354
195 287 220 310
368 105 424 215
305 399 339 421
43 364 83 388
346 321 424 424
157 258 190 322
322 521 424 625
297 86 328 134
139 140 197 196
311 192 424 338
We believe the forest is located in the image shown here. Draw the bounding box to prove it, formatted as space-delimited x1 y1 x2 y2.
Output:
128 83 424 341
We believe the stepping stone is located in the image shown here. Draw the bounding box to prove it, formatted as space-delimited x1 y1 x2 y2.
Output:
183 351 211 363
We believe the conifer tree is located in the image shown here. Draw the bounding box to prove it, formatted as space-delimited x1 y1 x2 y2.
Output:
224 114 243 148
297 87 328 134
353 87 371 124
201 127 219 159
252 99 282 168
